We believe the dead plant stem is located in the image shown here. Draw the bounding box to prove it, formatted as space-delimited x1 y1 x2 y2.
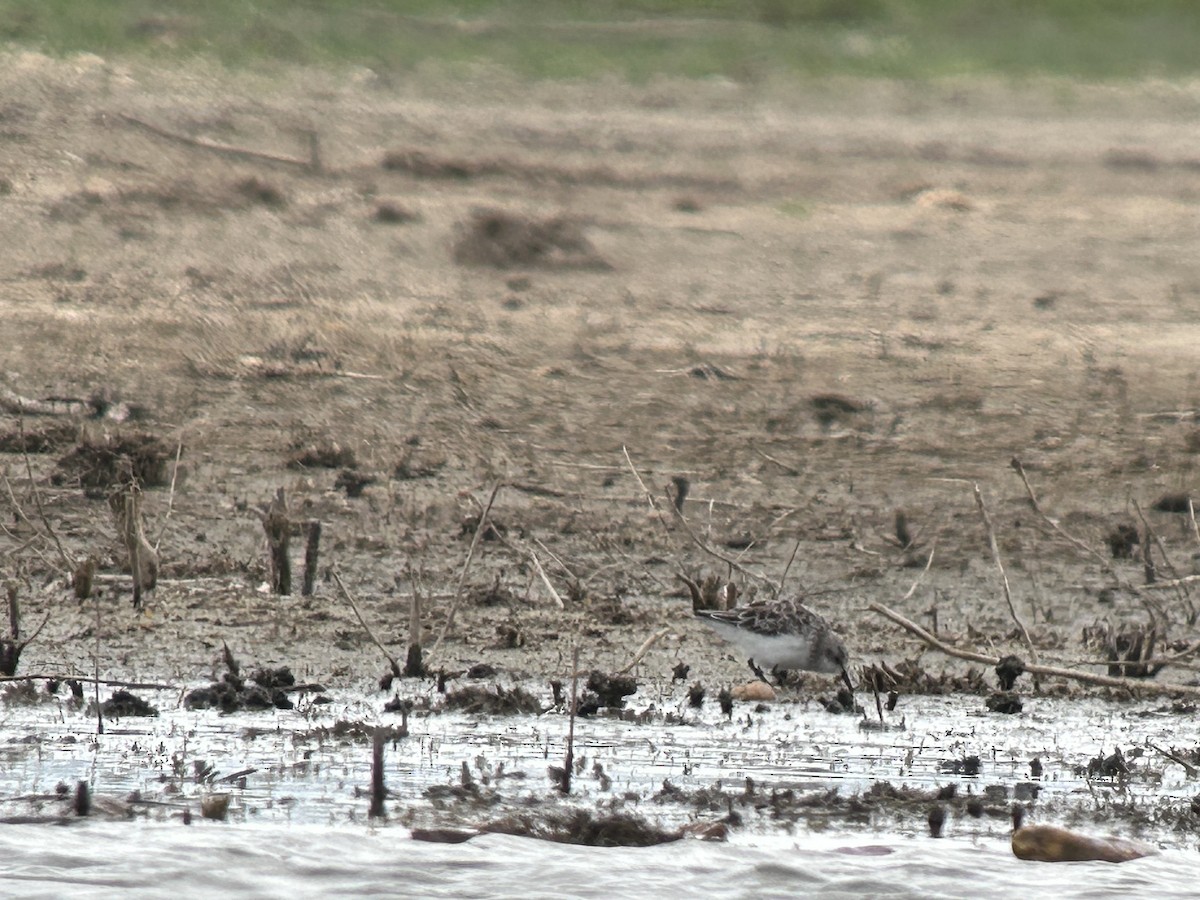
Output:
432 481 501 653
973 483 1036 662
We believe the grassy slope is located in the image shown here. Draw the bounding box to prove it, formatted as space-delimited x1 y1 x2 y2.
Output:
1 0 1198 80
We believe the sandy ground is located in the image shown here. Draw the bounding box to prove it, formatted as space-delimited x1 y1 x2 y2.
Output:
1 52 1199 697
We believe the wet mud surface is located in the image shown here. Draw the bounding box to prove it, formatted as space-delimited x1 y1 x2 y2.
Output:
2 54 1200 848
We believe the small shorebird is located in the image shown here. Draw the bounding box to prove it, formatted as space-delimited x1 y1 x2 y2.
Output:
693 595 853 691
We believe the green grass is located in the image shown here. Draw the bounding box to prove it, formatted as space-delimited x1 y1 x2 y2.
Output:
2 0 1200 81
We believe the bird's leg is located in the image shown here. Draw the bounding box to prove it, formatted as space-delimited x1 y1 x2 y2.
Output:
748 659 769 683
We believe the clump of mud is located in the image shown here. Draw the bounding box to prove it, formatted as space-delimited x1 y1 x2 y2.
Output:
578 670 639 714
185 665 304 712
97 689 159 718
452 208 609 270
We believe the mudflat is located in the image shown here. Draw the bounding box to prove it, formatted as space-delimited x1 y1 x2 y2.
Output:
1 53 1198 694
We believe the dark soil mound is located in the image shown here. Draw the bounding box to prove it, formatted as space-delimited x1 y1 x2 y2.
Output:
453 208 609 270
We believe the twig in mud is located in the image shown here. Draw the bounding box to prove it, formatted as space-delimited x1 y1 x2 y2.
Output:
0 674 174 690
432 482 501 654
777 537 803 599
1009 456 1043 514
620 446 674 542
624 448 775 591
869 601 1200 699
1147 741 1199 778
900 540 937 601
1132 499 1192 622
1010 458 1170 623
114 113 319 171
1010 458 1115 572
973 484 1037 662
672 505 776 591
17 420 75 572
93 592 103 736
617 627 670 675
331 567 401 679
152 436 185 554
526 549 566 609
752 445 801 477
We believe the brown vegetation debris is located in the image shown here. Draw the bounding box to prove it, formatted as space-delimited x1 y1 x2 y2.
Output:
468 574 517 607
1105 522 1140 558
185 660 305 712
452 208 609 271
580 670 639 712
480 809 681 848
372 201 419 224
1081 621 1164 678
985 691 1023 714
884 657 990 695
0 422 78 454
1151 492 1193 513
287 441 356 470
54 431 176 491
382 149 492 180
810 393 871 430
233 176 287 207
393 442 445 480
98 689 158 718
680 573 739 612
1102 148 1159 171
333 468 376 498
442 684 542 716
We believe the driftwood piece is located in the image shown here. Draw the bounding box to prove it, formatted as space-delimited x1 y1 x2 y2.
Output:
0 674 172 690
869 601 1200 699
0 387 91 416
331 568 402 679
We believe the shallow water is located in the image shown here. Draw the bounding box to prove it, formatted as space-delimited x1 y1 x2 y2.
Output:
1 683 1197 896
1 826 1197 900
